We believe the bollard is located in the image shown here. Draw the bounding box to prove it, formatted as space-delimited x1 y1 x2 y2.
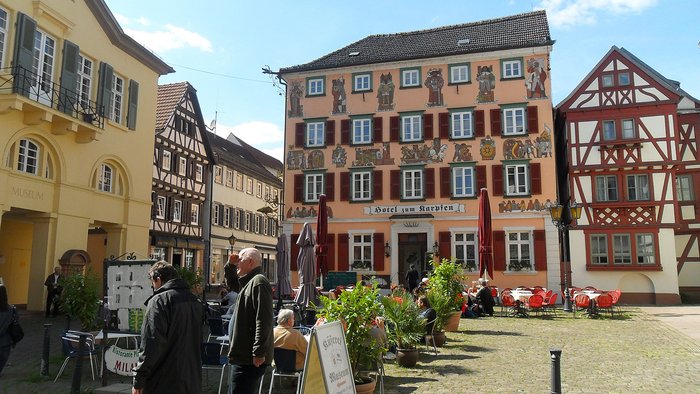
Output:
70 333 87 394
102 296 110 387
550 348 562 394
40 323 51 377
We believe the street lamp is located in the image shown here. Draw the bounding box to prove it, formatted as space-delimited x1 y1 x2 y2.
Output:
549 201 582 312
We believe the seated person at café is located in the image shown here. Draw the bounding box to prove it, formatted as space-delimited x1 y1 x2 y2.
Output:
475 279 495 317
220 289 238 318
417 296 437 334
273 309 308 370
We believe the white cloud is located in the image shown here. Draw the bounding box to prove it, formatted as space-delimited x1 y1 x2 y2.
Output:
539 0 658 28
113 13 129 26
123 24 213 53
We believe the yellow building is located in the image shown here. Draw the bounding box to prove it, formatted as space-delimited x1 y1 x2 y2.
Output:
0 0 172 309
279 11 562 292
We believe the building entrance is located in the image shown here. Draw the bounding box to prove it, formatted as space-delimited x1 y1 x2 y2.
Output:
398 233 427 290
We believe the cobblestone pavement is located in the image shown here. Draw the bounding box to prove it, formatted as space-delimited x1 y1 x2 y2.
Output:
1 306 698 393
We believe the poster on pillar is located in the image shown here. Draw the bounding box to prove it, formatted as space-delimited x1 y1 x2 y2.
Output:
104 258 156 331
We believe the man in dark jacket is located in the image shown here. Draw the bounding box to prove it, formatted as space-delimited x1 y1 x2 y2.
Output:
132 261 203 394
475 279 495 317
227 248 273 393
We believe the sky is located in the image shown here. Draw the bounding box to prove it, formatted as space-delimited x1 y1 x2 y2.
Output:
104 0 700 162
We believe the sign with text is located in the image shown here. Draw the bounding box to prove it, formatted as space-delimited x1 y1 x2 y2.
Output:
104 345 138 376
300 321 354 394
363 203 465 216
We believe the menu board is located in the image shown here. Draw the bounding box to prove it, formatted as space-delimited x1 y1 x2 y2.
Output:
299 321 355 394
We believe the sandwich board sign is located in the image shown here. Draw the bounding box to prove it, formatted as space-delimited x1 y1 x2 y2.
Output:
299 320 355 394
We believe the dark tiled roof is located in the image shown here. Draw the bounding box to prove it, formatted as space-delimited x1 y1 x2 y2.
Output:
156 82 189 130
207 131 282 187
280 10 552 74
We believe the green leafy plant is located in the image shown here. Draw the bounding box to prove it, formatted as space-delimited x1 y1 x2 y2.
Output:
315 280 385 383
176 265 203 292
381 293 425 350
59 270 101 330
429 258 467 311
426 288 453 332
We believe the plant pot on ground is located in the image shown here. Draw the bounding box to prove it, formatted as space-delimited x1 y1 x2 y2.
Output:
381 293 425 367
59 270 101 331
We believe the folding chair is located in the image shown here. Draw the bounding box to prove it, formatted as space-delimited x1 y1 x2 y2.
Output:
202 342 228 394
208 317 226 342
54 334 99 382
269 348 302 394
424 318 438 356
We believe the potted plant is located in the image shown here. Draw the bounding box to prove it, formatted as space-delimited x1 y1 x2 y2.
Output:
381 293 425 367
175 265 204 294
428 258 467 331
59 270 101 331
425 289 452 346
316 280 386 392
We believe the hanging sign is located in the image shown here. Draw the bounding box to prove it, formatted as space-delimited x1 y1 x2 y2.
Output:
363 203 464 215
299 320 354 394
104 345 139 376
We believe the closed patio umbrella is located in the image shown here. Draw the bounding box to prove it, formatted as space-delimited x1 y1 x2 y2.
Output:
478 188 494 280
315 194 329 280
295 222 317 309
276 235 292 297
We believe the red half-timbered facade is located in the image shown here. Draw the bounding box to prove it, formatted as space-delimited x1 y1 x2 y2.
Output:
556 46 700 304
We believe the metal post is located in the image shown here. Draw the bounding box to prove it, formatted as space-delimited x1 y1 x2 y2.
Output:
40 323 51 377
102 296 110 386
71 333 87 394
550 348 562 394
561 225 573 312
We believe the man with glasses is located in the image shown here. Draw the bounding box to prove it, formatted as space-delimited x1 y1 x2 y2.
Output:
132 261 203 394
227 248 273 393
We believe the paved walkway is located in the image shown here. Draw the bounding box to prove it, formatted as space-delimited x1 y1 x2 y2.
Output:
1 306 698 393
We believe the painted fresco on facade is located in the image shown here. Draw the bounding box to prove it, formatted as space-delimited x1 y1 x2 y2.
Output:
332 77 347 114
501 128 552 160
424 68 445 107
331 145 347 167
479 136 496 160
452 143 474 162
525 57 547 99
288 81 304 117
287 205 334 219
352 142 396 167
498 198 553 213
476 65 496 102
377 73 396 111
286 149 325 170
400 138 448 164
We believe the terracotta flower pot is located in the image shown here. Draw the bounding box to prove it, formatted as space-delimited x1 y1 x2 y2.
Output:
355 377 377 394
396 348 419 367
433 331 446 347
444 311 462 332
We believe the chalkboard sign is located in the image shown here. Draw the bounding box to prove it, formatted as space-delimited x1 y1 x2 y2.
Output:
299 321 355 394
323 271 358 291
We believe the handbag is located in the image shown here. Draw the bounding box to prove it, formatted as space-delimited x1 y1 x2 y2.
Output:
8 306 24 345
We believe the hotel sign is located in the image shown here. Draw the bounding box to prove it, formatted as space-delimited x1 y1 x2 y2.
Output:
364 203 464 216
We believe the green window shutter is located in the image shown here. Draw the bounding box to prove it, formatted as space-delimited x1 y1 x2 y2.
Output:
127 80 139 130
12 13 37 96
58 40 80 115
97 62 114 117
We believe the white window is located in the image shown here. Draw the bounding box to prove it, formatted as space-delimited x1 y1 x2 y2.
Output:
595 175 618 202
677 175 694 201
505 164 528 196
612 234 631 264
264 186 271 200
110 74 124 123
450 64 470 84
236 173 243 190
173 200 182 222
17 139 40 175
214 166 223 184
451 111 473 138
503 108 525 135
225 169 233 187
353 74 371 91
502 59 522 78
401 69 420 87
590 235 608 265
156 196 166 219
185 250 195 270
213 204 220 226
507 231 532 271
352 171 372 201
247 178 254 194
453 167 475 197
627 174 650 201
601 74 614 88
195 164 203 182
0 8 7 68
263 216 269 235
308 78 324 95
245 212 251 231
191 204 200 225
255 214 262 233
98 163 113 192
401 115 422 142
602 120 616 141
306 122 325 147
256 182 262 198
76 54 93 112
636 234 655 264
351 234 373 271
179 157 187 176
150 247 166 261
162 151 171 170
403 169 423 200
31 29 56 105
622 119 635 139
453 232 478 271
305 173 324 202
234 209 241 229
352 118 372 144
224 207 231 228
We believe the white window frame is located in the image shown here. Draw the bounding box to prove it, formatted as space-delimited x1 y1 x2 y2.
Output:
451 111 473 138
622 119 635 139
612 234 631 264
626 174 650 201
110 73 124 123
502 108 525 135
502 59 522 79
17 139 40 175
401 69 420 87
162 151 171 170
306 122 325 147
173 200 182 223
245 212 251 232
98 163 113 193
506 230 533 271
305 173 324 203
602 120 616 141
595 175 618 202
195 164 203 182
191 203 200 225
352 118 372 144
449 64 470 84
31 29 56 105
452 166 475 197
0 7 7 68
246 178 254 194
236 173 244 190
226 169 233 187
178 157 187 176
234 209 241 229
76 54 93 111
352 171 372 201
590 234 608 265
213 204 221 226
156 196 166 219
349 232 374 271
401 115 422 142
308 78 324 95
505 164 529 196
402 168 423 200
636 233 655 265
256 182 262 198
224 207 231 228
453 231 478 272
353 73 371 92
677 175 694 201
214 166 223 184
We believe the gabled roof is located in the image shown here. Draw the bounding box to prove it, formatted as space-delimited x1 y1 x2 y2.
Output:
156 82 189 130
279 10 552 74
207 131 283 187
230 135 283 174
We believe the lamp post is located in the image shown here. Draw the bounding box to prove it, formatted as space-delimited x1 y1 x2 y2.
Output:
227 233 237 262
549 201 582 312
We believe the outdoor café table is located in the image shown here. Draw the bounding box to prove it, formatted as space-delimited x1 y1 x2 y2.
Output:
574 291 602 317
510 290 533 317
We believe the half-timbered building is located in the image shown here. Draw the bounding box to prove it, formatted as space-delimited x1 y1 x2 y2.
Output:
556 46 700 304
151 82 212 271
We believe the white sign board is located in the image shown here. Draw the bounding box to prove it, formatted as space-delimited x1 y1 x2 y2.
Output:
364 203 464 215
300 321 355 394
105 259 155 331
104 345 138 376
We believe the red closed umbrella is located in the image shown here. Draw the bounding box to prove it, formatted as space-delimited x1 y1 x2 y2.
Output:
315 194 329 279
478 188 494 280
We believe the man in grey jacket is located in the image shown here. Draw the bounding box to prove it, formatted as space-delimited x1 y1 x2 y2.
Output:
227 248 273 393
132 261 203 394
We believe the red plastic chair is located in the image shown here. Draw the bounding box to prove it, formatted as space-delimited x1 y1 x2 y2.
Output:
610 289 622 315
526 294 544 317
584 286 598 292
501 294 516 317
573 294 590 318
490 287 500 306
543 293 558 316
596 293 615 317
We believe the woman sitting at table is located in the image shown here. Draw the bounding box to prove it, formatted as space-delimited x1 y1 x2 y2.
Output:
475 279 495 317
273 309 308 370
417 296 437 334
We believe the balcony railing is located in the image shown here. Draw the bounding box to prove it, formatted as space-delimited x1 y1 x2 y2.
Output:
0 66 104 128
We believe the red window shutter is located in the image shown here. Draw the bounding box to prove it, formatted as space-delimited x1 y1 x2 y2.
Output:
327 234 336 272
493 231 506 271
295 123 305 147
294 174 303 202
424 113 434 140
340 172 350 201
373 170 383 200
527 106 539 134
492 165 503 196
373 233 385 272
326 120 336 145
390 116 400 142
340 119 350 145
475 110 485 137
390 170 401 200
439 231 451 261
425 168 435 199
373 117 383 142
325 173 335 201
440 167 451 198
290 234 300 271
490 109 501 136
534 230 547 271
439 112 450 139
337 234 349 271
530 163 541 195
476 165 486 191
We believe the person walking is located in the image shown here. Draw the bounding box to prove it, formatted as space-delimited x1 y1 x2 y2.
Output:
227 248 273 393
224 253 241 293
0 285 17 375
405 264 419 295
132 261 203 394
44 267 62 317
